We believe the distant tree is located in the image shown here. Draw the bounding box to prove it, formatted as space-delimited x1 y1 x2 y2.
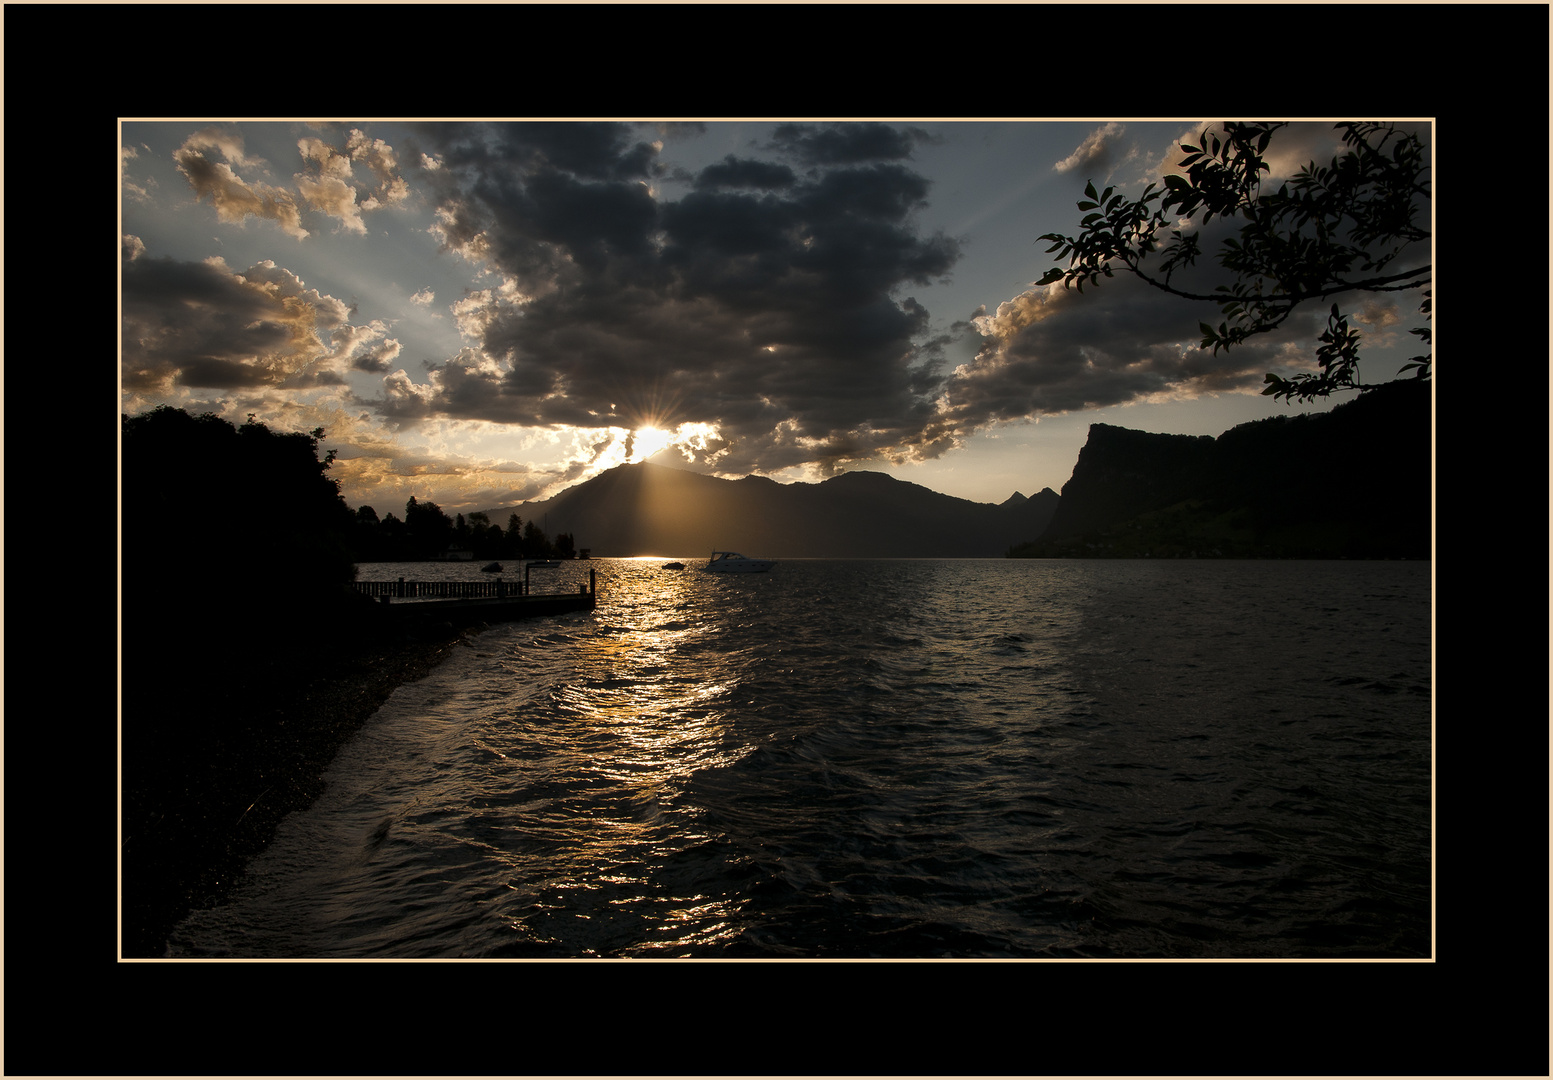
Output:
1036 122 1430 402
522 520 550 558
353 505 383 559
505 513 523 558
404 496 454 559
379 511 407 558
465 511 501 558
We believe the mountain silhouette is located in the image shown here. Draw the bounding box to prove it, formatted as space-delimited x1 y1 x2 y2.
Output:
485 379 1429 560
1019 378 1431 558
487 464 1059 558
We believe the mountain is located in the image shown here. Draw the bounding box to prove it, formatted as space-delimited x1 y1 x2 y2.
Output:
482 379 1429 561
486 464 1059 558
1015 378 1431 559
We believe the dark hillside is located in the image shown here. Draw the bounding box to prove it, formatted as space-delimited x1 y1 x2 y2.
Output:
1013 380 1430 558
489 463 1059 558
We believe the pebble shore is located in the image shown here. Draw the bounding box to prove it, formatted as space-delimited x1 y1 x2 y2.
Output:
120 615 473 958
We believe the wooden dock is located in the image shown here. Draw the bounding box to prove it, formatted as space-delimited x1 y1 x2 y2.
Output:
354 569 597 625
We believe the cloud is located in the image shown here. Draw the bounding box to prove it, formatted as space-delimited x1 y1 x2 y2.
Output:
951 120 1430 436
120 249 386 392
295 129 412 232
380 121 962 478
1055 122 1125 174
694 155 797 190
123 119 1433 516
174 128 308 239
296 137 368 234
172 125 412 240
937 210 1367 433
765 121 926 165
121 144 156 202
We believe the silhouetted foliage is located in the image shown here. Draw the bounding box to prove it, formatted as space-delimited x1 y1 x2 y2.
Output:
1038 122 1431 402
346 501 565 561
404 496 455 559
121 406 358 616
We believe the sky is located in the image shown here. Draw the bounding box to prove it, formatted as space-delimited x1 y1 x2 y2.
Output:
120 119 1431 517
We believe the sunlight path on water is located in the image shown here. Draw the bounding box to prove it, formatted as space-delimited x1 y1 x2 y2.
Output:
167 558 1432 959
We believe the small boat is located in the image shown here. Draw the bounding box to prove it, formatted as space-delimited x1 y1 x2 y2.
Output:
479 561 503 573
662 562 685 570
704 551 776 573
526 560 562 569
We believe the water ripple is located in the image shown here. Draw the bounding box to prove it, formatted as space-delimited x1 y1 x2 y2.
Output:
167 558 1432 959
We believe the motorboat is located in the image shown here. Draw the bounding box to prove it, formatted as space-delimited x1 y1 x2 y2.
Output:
525 559 562 569
704 551 776 573
479 561 503 573
662 562 686 570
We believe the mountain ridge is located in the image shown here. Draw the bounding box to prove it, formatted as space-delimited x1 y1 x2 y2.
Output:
1018 378 1431 558
480 379 1430 560
484 463 1059 558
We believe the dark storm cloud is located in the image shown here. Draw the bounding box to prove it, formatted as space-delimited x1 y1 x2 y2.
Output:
121 246 367 393
927 120 1432 439
766 122 925 165
421 120 661 182
386 121 963 475
942 264 1337 429
693 156 797 190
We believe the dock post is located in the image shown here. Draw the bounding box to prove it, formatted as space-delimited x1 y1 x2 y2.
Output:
397 576 405 598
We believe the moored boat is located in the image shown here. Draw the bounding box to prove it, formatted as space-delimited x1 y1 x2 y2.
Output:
704 551 776 573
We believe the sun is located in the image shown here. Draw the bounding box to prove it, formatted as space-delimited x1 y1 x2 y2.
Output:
630 425 675 462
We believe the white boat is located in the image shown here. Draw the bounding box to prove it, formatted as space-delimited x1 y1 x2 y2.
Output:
705 551 776 573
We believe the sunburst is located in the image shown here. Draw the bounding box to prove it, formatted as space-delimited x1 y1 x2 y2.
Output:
629 425 676 462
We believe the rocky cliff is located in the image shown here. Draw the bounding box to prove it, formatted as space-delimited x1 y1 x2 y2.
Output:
1014 379 1431 559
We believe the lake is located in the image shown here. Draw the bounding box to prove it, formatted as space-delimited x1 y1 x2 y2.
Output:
166 557 1432 958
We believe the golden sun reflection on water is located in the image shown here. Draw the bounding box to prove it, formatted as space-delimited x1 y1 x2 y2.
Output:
560 561 750 781
500 560 770 953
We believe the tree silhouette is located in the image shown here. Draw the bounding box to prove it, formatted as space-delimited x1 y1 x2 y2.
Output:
121 405 357 603
1037 122 1430 402
403 496 455 559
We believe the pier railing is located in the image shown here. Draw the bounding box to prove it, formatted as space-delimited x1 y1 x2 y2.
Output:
353 578 523 599
352 568 596 602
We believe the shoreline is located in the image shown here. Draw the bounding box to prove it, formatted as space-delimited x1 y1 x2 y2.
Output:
119 616 474 958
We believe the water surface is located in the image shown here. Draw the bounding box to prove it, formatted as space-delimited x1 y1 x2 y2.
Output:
168 558 1432 958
